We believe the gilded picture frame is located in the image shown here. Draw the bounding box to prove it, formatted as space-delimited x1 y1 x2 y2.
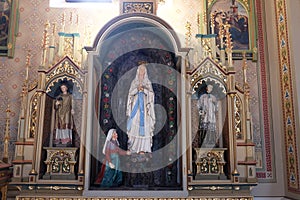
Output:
207 0 257 60
0 0 19 58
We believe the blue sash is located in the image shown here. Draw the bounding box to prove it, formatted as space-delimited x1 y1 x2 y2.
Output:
127 91 145 136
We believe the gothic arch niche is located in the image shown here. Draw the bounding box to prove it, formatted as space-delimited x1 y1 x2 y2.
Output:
191 77 228 148
84 13 189 197
190 76 230 181
38 58 85 181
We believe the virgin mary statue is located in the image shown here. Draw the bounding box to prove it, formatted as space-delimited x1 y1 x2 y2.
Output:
126 64 156 154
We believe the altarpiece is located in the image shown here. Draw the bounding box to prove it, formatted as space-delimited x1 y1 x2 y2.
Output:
10 0 257 199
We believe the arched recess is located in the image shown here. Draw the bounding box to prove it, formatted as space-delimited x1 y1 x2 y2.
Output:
84 13 189 197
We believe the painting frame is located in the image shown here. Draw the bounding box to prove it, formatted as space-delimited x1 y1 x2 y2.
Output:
206 0 257 61
0 0 19 58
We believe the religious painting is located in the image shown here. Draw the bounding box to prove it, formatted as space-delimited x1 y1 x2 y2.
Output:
207 0 257 60
0 0 19 57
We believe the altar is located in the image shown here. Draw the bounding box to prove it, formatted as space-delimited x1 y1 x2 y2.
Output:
10 0 257 199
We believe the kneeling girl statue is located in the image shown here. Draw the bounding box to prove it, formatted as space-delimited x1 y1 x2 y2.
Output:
95 129 131 187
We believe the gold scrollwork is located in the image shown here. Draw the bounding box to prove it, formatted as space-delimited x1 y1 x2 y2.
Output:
51 157 61 173
234 95 243 140
190 60 227 90
46 76 83 95
29 93 39 138
49 150 72 174
64 37 74 58
123 2 153 14
46 60 83 83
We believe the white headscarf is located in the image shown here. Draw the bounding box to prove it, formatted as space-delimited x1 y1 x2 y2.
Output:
132 64 152 86
102 129 117 155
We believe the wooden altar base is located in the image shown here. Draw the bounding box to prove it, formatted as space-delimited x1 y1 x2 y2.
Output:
43 173 76 180
195 174 227 180
16 196 254 200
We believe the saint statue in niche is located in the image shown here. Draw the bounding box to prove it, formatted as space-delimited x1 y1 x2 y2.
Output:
53 83 74 147
197 84 218 147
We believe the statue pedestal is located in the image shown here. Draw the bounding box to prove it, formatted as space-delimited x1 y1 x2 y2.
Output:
124 153 153 187
43 147 78 180
194 148 227 180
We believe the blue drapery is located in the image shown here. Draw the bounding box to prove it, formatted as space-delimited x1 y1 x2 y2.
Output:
127 91 145 136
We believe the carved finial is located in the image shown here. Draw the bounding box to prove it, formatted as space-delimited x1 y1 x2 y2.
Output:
224 22 233 67
75 14 79 33
210 12 216 34
219 22 224 48
197 12 201 34
25 50 31 82
242 51 249 89
50 22 56 47
61 12 65 31
70 11 73 25
185 21 192 47
41 21 50 66
84 24 92 46
202 38 212 58
216 21 225 66
42 21 50 49
224 22 232 50
3 104 11 163
185 51 190 69
76 14 79 25
6 104 11 116
52 22 56 35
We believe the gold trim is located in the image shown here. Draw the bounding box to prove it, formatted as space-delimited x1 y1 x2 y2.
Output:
275 0 299 191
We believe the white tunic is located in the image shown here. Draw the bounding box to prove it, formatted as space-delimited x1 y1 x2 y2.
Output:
197 93 217 125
